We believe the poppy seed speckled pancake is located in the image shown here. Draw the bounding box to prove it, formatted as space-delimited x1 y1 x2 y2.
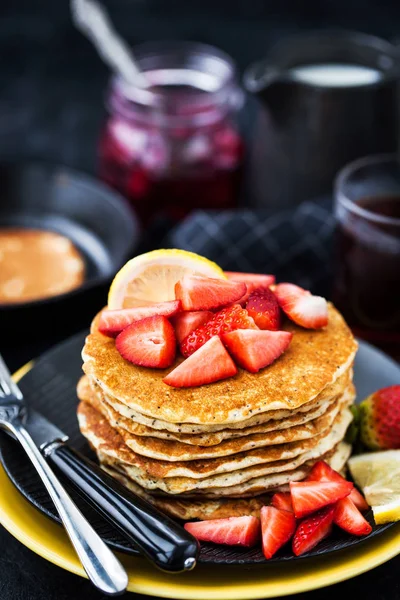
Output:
77 399 353 494
77 373 351 445
78 378 354 461
100 466 271 520
100 442 351 520
82 304 357 426
103 446 344 500
92 369 351 435
99 409 352 495
95 420 352 496
105 444 349 499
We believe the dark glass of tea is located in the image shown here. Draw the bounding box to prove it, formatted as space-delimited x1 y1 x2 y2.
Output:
333 154 400 358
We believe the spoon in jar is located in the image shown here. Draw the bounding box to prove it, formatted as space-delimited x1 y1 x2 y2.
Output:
71 0 149 88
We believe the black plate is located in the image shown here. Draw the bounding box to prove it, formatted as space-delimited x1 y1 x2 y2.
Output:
0 162 140 338
0 333 399 564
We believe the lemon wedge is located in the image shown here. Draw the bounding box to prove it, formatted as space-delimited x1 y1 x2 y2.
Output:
348 450 400 524
108 249 226 309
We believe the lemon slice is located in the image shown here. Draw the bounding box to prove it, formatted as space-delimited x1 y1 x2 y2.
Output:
108 249 226 309
348 450 400 524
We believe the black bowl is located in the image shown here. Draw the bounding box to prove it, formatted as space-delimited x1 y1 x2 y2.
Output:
0 162 140 338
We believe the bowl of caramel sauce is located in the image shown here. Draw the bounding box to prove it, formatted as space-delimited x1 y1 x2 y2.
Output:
0 229 86 305
0 162 140 336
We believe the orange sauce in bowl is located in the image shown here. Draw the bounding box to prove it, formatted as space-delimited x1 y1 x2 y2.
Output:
0 229 85 304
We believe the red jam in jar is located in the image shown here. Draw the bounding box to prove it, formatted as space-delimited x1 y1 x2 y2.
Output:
98 42 245 224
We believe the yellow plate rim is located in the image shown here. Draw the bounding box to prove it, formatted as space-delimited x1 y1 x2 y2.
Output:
0 363 398 599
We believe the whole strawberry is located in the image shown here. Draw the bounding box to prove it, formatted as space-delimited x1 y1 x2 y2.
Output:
246 288 281 330
180 304 257 357
359 385 400 450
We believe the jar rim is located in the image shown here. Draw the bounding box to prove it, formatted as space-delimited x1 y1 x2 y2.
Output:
107 41 243 127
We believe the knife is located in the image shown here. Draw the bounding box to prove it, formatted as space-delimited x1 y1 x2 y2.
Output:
0 357 199 574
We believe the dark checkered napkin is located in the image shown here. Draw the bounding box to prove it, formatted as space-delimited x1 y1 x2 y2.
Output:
166 199 336 298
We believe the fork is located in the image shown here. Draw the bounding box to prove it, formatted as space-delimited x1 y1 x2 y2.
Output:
0 353 128 596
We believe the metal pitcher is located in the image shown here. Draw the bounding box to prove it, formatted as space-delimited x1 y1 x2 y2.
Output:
243 30 400 210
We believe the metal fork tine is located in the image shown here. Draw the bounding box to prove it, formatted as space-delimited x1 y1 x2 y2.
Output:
0 353 23 400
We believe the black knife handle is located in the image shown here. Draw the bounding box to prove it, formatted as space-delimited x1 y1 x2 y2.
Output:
47 444 199 572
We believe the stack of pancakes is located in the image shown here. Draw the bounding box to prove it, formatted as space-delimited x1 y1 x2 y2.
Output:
77 304 358 520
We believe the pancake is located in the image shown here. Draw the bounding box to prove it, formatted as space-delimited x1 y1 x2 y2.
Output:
79 379 354 461
180 440 352 498
105 460 310 497
82 304 357 426
79 287 358 521
77 395 353 480
78 399 353 493
95 369 351 435
77 373 351 445
100 424 351 497
100 442 351 520
100 466 270 520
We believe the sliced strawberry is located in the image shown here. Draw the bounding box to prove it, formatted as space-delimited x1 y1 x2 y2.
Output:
180 304 258 357
334 497 373 536
172 311 213 345
115 315 176 368
163 336 237 387
222 329 292 373
225 272 275 305
175 275 246 311
290 480 353 518
348 488 370 513
261 506 296 559
225 272 275 286
246 288 281 330
271 492 294 513
292 506 335 556
273 283 328 329
306 460 369 512
306 460 345 483
99 300 182 337
184 515 260 547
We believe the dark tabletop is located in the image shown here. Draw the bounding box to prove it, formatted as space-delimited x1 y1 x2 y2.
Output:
1 1 400 598
1 524 399 600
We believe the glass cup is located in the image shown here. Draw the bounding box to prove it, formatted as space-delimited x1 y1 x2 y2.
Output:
98 41 245 225
333 154 400 358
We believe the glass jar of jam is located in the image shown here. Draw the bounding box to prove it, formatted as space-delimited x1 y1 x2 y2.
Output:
98 42 245 225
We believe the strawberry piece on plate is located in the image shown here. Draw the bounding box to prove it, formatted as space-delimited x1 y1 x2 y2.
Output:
292 506 335 556
225 272 275 286
261 506 296 559
175 275 246 311
349 489 370 513
246 288 281 330
334 496 373 536
225 272 275 305
180 304 258 357
172 311 213 345
115 315 176 368
184 515 260 547
222 329 292 373
273 283 328 329
359 384 400 450
163 336 237 387
271 492 294 513
290 480 353 519
306 460 369 512
98 300 182 337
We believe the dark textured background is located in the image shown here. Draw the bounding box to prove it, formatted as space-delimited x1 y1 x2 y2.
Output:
3 0 400 174
1 1 400 598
